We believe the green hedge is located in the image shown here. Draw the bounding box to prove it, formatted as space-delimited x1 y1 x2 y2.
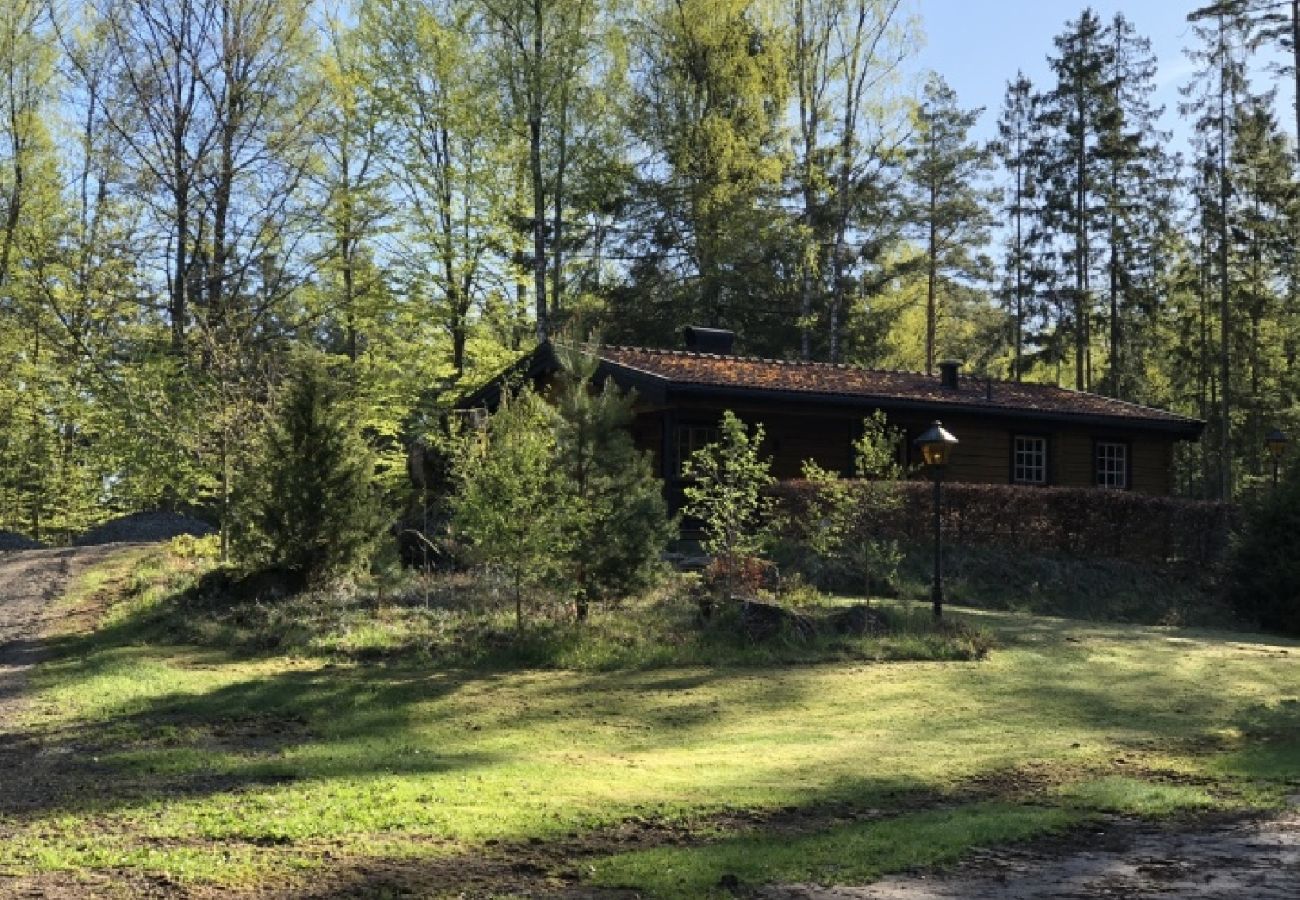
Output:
770 480 1236 571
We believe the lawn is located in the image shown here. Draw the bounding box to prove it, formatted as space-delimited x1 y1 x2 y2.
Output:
2 546 1298 897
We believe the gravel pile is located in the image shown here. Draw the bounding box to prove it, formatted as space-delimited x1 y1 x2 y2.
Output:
73 512 216 547
0 531 45 552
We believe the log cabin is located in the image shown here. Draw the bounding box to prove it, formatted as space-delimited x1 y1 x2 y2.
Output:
458 328 1204 502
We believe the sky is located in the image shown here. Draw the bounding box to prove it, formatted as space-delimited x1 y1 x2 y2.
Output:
906 0 1294 156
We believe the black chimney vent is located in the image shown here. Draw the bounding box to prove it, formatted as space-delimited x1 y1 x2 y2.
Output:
683 326 735 355
938 360 961 389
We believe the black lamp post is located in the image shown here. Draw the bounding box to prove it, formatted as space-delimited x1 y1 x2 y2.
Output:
914 420 959 620
1266 428 1288 487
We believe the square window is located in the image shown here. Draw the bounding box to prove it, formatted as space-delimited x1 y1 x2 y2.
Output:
1096 441 1128 490
1013 435 1047 485
676 425 720 475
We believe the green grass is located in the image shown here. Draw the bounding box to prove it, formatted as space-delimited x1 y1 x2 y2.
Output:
590 804 1082 898
3 546 1299 896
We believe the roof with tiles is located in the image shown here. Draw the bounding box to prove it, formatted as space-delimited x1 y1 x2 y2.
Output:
593 345 1202 432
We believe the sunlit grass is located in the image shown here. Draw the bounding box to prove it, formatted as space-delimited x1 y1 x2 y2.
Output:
3 547 1298 894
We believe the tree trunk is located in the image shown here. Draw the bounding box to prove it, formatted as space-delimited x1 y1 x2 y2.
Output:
530 0 547 343
1217 12 1233 499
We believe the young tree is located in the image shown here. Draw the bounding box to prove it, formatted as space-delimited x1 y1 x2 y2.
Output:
551 346 672 620
451 387 565 631
903 74 995 376
682 410 775 604
233 350 387 584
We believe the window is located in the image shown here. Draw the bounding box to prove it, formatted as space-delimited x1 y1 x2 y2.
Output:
1096 441 1129 490
676 425 720 474
1013 435 1048 485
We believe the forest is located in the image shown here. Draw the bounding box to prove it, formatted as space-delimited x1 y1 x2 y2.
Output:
0 0 1296 543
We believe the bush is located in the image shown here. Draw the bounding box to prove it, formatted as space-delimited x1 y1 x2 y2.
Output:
771 480 1236 574
233 350 387 584
1226 462 1300 634
683 411 775 606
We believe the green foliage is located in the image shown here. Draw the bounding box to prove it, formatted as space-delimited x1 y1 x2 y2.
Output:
450 386 567 629
800 412 905 596
551 346 674 617
682 411 776 597
1226 464 1300 634
232 351 387 584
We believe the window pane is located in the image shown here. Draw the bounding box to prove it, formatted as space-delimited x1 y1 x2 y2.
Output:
1096 442 1127 490
1013 436 1047 484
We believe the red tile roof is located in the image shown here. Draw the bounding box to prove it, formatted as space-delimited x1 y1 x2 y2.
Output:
596 346 1201 432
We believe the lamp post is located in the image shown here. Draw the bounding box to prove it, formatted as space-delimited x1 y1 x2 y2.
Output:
914 421 959 620
1265 428 1288 488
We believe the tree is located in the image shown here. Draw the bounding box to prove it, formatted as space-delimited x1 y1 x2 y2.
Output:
551 345 672 620
993 72 1043 382
1095 13 1174 402
360 0 504 376
617 0 790 348
787 0 917 361
451 386 565 630
478 0 608 340
1226 458 1300 634
1039 9 1111 392
682 410 775 604
233 350 387 584
1183 0 1254 497
903 73 994 376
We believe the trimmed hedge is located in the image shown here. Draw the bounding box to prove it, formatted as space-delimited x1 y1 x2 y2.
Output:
771 481 1235 571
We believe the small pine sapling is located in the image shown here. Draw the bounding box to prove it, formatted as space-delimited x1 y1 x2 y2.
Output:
450 387 568 631
552 346 674 621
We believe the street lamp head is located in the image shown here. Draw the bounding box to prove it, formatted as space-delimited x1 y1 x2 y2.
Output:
1266 428 1288 462
915 420 959 468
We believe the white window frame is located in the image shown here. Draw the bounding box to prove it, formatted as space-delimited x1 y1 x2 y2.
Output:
1013 435 1048 485
1096 440 1129 490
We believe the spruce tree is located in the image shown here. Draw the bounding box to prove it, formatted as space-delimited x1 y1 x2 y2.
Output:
234 351 386 584
1040 9 1111 391
451 386 565 631
551 346 673 621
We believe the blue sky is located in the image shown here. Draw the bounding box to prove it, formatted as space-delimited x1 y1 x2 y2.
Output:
906 0 1293 155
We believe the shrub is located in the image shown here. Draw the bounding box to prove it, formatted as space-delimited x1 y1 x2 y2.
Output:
233 351 386 584
683 411 775 607
770 480 1235 574
1226 462 1300 634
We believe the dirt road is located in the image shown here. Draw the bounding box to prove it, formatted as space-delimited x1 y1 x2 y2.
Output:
761 807 1300 900
0 545 137 721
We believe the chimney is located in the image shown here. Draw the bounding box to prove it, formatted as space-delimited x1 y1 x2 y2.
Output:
938 360 961 390
683 326 735 355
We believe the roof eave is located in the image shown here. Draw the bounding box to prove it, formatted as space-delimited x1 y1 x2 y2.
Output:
664 383 1205 439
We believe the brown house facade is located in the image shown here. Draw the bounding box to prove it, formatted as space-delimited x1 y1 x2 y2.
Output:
460 330 1204 500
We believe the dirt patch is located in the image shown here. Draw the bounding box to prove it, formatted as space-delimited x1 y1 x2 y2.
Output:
760 806 1300 900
